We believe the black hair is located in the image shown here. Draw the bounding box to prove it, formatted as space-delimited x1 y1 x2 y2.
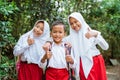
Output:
51 20 66 31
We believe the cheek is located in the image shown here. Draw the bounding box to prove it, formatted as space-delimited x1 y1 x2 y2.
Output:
76 23 82 31
78 26 81 30
78 23 82 29
33 28 36 33
71 26 75 30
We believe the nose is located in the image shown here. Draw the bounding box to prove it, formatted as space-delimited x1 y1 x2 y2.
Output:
73 23 76 27
36 29 39 33
55 32 60 37
36 29 42 34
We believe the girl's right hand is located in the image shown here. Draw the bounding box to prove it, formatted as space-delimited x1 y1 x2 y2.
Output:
45 51 52 59
41 51 52 63
66 55 74 64
42 42 51 52
27 35 34 45
85 28 98 39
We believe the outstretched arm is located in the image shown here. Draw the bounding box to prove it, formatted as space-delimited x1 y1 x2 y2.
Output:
85 29 109 50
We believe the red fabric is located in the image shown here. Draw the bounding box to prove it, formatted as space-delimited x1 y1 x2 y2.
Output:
18 62 43 80
46 67 69 80
80 54 107 80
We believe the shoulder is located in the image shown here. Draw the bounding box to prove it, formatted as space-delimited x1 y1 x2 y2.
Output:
63 35 71 41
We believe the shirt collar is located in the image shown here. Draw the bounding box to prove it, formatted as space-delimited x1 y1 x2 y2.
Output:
52 41 65 47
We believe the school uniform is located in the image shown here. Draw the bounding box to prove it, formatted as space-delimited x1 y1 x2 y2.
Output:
67 12 109 80
13 20 50 80
40 42 76 80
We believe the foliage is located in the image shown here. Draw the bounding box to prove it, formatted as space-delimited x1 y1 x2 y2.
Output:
0 1 19 80
0 0 120 79
72 0 120 59
0 56 16 80
100 0 120 58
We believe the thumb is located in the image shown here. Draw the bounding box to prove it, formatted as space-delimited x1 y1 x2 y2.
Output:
88 27 91 31
28 35 30 39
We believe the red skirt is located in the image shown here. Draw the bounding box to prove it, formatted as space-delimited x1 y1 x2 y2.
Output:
18 61 43 80
46 67 69 80
80 54 107 80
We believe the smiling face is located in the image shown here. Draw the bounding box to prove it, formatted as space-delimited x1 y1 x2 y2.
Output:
69 17 81 32
33 22 44 37
51 24 65 44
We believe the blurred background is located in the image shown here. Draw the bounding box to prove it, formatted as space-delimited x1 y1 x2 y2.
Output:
0 0 120 80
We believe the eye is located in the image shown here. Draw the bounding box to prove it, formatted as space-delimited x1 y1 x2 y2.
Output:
36 26 39 28
52 31 56 33
40 28 44 31
59 31 63 33
70 22 73 25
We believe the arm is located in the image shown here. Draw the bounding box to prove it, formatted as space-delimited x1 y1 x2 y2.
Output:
95 31 109 50
69 48 77 68
65 45 76 68
85 29 109 50
13 36 30 56
39 49 52 68
13 35 35 56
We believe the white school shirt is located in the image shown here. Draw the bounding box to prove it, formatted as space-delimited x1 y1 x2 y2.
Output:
13 35 46 64
65 32 109 79
13 20 50 65
67 12 109 79
40 41 76 69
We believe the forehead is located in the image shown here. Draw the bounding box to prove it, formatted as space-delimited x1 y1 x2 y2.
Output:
35 22 44 27
69 17 78 22
52 25 65 30
36 22 44 25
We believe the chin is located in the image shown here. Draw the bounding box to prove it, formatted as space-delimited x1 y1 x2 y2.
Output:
34 35 40 37
54 40 62 44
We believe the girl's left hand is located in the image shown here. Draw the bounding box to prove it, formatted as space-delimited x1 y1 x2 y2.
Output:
66 55 74 64
85 28 98 39
65 42 72 48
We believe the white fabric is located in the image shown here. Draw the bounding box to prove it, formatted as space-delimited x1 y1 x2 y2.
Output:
40 41 76 69
13 20 50 65
67 12 109 79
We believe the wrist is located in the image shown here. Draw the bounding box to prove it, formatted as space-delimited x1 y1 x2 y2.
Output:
41 57 46 63
46 41 52 44
94 32 98 37
70 60 74 64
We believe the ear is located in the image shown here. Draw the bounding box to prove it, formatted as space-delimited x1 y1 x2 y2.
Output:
64 32 67 37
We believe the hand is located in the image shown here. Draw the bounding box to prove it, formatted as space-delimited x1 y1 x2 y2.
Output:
85 28 98 39
45 51 52 59
65 42 72 48
66 55 74 64
41 51 52 63
27 35 34 45
43 42 51 52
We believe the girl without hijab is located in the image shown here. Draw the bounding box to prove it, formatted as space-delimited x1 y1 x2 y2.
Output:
67 12 109 80
13 20 50 80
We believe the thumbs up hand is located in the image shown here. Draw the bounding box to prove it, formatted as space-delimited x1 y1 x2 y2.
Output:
27 35 34 45
85 28 98 39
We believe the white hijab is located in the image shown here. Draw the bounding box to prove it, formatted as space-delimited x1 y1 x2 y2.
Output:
68 12 93 79
22 20 50 64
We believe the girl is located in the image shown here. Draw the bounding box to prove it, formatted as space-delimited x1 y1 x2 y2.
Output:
13 20 50 80
68 12 109 80
40 20 76 80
